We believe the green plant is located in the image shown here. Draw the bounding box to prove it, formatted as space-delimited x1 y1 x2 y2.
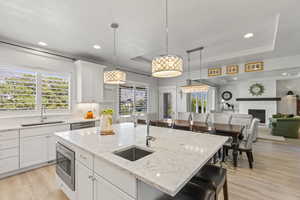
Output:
101 109 114 115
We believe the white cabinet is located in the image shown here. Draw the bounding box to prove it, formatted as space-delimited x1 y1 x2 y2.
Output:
47 135 56 161
75 60 106 103
0 130 19 174
20 124 70 168
76 161 94 200
20 135 48 168
94 173 134 200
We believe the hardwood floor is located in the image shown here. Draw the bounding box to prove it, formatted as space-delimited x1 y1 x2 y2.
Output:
0 139 299 200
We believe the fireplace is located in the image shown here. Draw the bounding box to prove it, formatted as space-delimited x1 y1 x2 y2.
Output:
248 109 266 123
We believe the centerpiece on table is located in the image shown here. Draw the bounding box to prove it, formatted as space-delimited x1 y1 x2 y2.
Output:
99 109 114 135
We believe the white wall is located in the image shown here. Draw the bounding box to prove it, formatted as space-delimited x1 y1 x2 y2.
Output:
0 44 159 123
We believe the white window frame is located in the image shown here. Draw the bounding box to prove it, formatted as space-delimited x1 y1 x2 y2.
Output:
118 81 149 117
0 65 72 117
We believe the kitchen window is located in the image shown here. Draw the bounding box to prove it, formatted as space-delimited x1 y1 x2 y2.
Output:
119 85 148 115
0 67 70 112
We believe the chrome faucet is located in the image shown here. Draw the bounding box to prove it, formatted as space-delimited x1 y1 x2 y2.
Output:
40 105 47 122
146 120 155 147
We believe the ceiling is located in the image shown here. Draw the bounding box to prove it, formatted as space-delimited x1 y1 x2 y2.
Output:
0 0 299 74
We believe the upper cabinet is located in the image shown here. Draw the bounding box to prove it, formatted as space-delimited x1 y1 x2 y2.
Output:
75 60 106 103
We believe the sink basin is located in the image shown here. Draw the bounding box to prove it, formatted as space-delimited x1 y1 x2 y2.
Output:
113 146 153 161
21 121 65 127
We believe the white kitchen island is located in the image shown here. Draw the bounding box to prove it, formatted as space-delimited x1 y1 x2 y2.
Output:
55 123 228 200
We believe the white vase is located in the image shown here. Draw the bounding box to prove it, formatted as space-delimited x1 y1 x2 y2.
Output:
100 114 113 133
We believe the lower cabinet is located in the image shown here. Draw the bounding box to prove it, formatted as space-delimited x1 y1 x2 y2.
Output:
76 161 134 200
20 135 48 168
76 161 94 200
93 173 134 200
47 135 57 161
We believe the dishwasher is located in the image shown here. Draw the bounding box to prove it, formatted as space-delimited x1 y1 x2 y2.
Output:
70 121 96 130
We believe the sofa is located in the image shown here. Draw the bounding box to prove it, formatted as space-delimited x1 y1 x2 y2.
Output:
271 117 300 138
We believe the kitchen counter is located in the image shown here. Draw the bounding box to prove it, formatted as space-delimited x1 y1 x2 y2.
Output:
55 123 228 196
0 118 100 132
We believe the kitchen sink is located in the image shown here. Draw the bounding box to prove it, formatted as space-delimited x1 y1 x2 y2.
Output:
21 121 65 127
113 146 153 161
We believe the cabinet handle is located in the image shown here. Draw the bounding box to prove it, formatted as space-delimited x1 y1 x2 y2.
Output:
88 175 93 180
92 177 97 181
80 154 87 160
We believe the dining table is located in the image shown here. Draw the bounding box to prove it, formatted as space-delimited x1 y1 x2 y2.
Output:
150 119 244 167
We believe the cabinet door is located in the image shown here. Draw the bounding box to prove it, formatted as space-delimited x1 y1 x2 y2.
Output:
94 173 134 200
76 162 93 200
20 135 47 168
47 135 56 161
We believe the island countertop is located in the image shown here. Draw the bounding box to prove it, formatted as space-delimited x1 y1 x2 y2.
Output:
55 123 228 196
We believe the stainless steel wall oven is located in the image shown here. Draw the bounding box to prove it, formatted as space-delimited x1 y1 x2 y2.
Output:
56 142 75 191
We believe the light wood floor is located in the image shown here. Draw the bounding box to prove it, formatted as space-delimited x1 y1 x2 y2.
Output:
0 139 300 200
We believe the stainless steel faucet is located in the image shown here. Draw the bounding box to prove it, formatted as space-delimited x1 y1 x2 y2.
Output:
40 105 47 122
146 120 155 147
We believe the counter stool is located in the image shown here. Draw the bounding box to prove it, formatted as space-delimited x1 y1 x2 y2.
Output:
191 165 228 200
158 182 215 200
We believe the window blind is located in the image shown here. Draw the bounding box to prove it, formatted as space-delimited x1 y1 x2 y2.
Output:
41 73 70 110
119 85 134 115
135 87 147 113
0 69 37 110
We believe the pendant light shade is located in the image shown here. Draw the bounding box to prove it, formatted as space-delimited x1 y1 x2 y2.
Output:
104 23 126 85
104 70 126 84
152 55 183 78
181 47 209 93
151 0 183 78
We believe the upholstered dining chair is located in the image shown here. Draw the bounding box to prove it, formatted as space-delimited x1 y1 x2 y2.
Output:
177 112 193 121
223 118 259 168
229 114 253 139
193 113 209 123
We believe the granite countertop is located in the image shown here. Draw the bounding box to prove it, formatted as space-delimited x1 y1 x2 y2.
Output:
55 123 228 196
0 118 100 132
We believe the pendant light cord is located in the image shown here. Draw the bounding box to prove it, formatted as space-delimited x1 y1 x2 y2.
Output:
187 52 191 80
113 27 117 68
199 48 202 79
165 0 169 55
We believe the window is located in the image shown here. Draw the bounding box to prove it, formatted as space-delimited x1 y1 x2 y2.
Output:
135 87 147 113
0 68 37 110
191 91 208 113
42 73 69 110
0 67 70 112
119 85 148 115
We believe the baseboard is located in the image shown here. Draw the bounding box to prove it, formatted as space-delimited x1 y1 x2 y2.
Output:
0 160 56 179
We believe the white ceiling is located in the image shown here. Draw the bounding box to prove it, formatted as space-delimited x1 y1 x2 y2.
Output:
0 0 299 73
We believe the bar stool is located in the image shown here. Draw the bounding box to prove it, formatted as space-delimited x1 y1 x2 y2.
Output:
157 181 215 200
191 165 228 200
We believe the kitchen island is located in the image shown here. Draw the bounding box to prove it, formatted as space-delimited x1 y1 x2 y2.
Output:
55 123 228 200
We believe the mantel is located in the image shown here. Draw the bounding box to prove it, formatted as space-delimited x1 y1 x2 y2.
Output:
236 98 281 101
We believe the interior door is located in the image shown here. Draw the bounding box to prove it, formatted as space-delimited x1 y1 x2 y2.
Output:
159 87 177 119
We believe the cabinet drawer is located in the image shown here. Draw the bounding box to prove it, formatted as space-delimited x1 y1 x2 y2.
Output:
0 130 19 141
21 124 69 138
0 139 18 150
0 148 18 160
94 157 136 198
0 156 19 174
76 147 93 169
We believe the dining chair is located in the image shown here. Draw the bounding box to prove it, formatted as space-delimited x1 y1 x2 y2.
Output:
223 118 259 168
193 113 209 123
229 114 253 139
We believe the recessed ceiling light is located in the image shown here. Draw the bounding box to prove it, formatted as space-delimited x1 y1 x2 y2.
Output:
93 44 101 49
38 41 48 46
282 72 288 76
244 33 254 39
